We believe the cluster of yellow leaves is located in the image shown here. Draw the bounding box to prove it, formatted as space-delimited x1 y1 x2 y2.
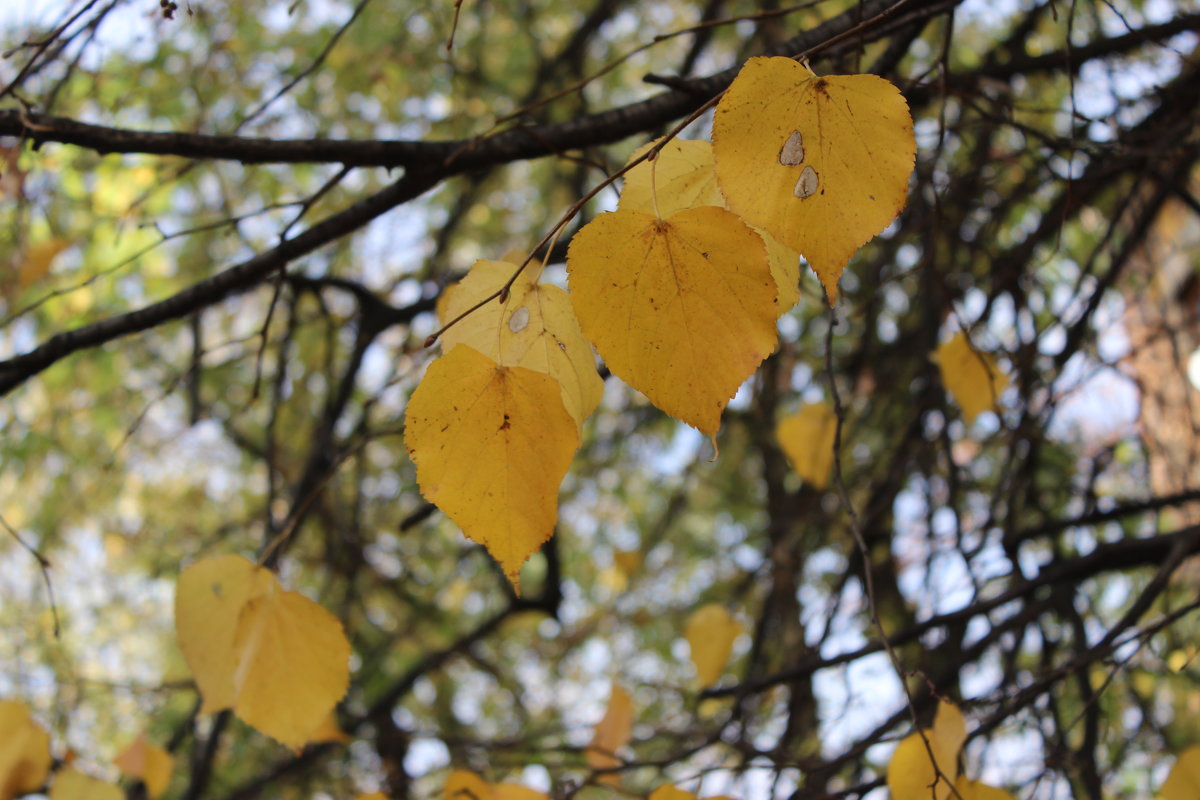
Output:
0 700 174 800
407 57 916 584
886 701 1013 800
174 554 351 750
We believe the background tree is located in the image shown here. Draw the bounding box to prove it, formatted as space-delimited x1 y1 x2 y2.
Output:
1 0 1199 798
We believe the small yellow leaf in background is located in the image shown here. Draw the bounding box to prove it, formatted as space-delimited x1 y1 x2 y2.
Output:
613 549 642 578
0 700 51 800
231 584 352 751
932 332 1008 424
775 402 838 489
685 604 742 687
492 784 549 800
114 733 174 799
713 57 916 302
1162 745 1200 800
353 793 390 800
405 344 579 587
439 259 602 431
587 685 635 783
18 238 69 292
48 769 123 800
445 769 491 800
175 554 276 714
619 138 724 218
174 555 351 750
953 776 1016 800
567 207 779 437
887 701 967 800
649 787 696 800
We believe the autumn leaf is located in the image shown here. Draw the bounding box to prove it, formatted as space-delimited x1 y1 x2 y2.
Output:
353 794 391 800
567 207 779 437
17 239 70 293
587 684 635 783
493 784 549 800
445 769 492 800
439 259 602 431
713 57 916 302
1162 745 1200 800
619 138 724 217
305 710 351 744
775 402 838 489
684 604 742 687
0 700 51 800
886 701 966 800
115 733 174 799
405 344 579 587
648 788 736 800
174 555 352 750
48 769 123 800
932 332 1008 424
619 139 800 316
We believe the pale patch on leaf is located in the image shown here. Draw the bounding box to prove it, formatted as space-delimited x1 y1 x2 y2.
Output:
886 701 967 800
619 138 724 218
0 700 51 800
404 345 579 588
587 685 635 784
932 332 1008 424
48 769 123 800
440 260 602 432
231 584 352 751
567 207 779 437
953 776 1016 800
775 402 838 489
115 733 174 799
713 58 916 302
684 604 743 688
1162 745 1200 800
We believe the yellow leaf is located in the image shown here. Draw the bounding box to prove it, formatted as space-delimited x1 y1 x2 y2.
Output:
445 769 491 800
114 733 174 799
48 769 123 800
587 685 635 782
1162 745 1200 800
567 207 779 437
953 776 1016 800
493 784 549 800
713 58 916 302
230 582 352 751
439 259 603 431
305 710 350 744
648 786 697 800
613 550 642 577
619 138 724 218
775 402 838 489
618 139 801 316
354 794 391 800
684 603 742 687
405 345 579 588
174 554 276 715
174 555 352 749
886 700 966 800
0 700 51 800
931 332 1008 424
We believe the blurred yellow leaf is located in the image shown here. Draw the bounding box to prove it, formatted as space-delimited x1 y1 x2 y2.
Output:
439 259 602 431
0 700 51 800
954 776 1015 800
493 784 549 800
713 58 916 302
18 239 69 291
174 555 351 750
567 207 779 437
114 733 174 799
684 604 742 687
405 344 579 588
231 582 352 751
445 769 491 800
587 685 635 784
613 550 642 577
932 332 1008 424
354 794 390 800
619 138 724 218
1162 745 1200 800
775 402 838 489
48 769 122 800
886 701 966 800
649 787 696 800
